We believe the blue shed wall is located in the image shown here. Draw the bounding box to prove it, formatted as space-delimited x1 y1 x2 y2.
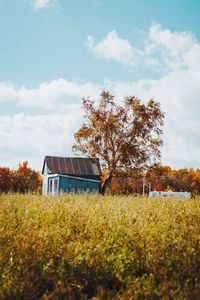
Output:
59 175 100 193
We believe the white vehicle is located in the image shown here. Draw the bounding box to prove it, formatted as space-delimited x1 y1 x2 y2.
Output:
149 191 191 198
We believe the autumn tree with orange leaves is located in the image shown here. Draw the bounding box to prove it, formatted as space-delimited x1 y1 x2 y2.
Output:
0 167 13 193
73 91 165 194
0 161 42 194
12 161 42 193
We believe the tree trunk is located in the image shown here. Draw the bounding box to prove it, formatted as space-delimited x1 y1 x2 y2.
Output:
100 171 113 195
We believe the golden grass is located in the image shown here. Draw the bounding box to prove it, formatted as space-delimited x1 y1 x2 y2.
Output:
0 194 200 299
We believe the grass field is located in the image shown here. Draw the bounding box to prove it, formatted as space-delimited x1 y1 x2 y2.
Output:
0 194 200 299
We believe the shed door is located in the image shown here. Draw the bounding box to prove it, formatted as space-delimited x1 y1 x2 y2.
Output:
48 178 59 195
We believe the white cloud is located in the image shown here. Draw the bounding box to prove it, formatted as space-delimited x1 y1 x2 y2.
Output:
0 79 101 112
1 23 200 170
0 82 17 102
19 79 101 110
87 31 143 67
87 23 200 168
105 69 200 168
88 23 200 73
149 23 195 57
146 23 200 72
2 70 200 169
0 111 82 170
32 0 58 11
0 80 102 170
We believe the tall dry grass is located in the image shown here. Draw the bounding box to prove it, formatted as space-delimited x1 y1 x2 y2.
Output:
0 194 200 299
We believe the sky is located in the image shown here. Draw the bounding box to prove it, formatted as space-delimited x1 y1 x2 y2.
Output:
1 0 200 171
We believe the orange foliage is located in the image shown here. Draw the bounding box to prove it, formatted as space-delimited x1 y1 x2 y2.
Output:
146 166 200 195
155 182 162 192
0 162 42 194
101 169 108 188
101 165 200 195
73 91 164 173
0 167 13 193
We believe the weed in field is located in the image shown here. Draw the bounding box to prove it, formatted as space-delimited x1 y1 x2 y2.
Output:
0 194 200 299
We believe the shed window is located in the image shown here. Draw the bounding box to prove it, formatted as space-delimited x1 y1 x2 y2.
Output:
49 178 53 194
54 179 58 193
48 178 59 195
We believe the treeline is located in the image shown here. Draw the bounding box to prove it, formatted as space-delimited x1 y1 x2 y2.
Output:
0 161 42 194
1 162 200 195
104 165 200 195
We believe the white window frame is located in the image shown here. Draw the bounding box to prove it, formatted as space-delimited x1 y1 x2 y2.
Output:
48 177 59 195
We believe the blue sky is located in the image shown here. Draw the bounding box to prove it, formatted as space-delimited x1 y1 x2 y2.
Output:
1 0 200 170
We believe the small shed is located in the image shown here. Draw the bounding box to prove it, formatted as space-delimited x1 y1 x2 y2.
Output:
42 156 101 195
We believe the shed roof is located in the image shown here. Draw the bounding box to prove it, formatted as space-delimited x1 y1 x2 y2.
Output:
42 156 101 177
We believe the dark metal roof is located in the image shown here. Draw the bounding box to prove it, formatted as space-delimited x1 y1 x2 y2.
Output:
42 156 101 177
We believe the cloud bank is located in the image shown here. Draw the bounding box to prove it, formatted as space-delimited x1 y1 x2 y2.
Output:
1 23 200 170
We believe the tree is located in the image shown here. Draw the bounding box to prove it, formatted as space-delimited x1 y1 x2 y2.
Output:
73 91 164 194
0 167 13 193
12 161 42 193
146 165 172 191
